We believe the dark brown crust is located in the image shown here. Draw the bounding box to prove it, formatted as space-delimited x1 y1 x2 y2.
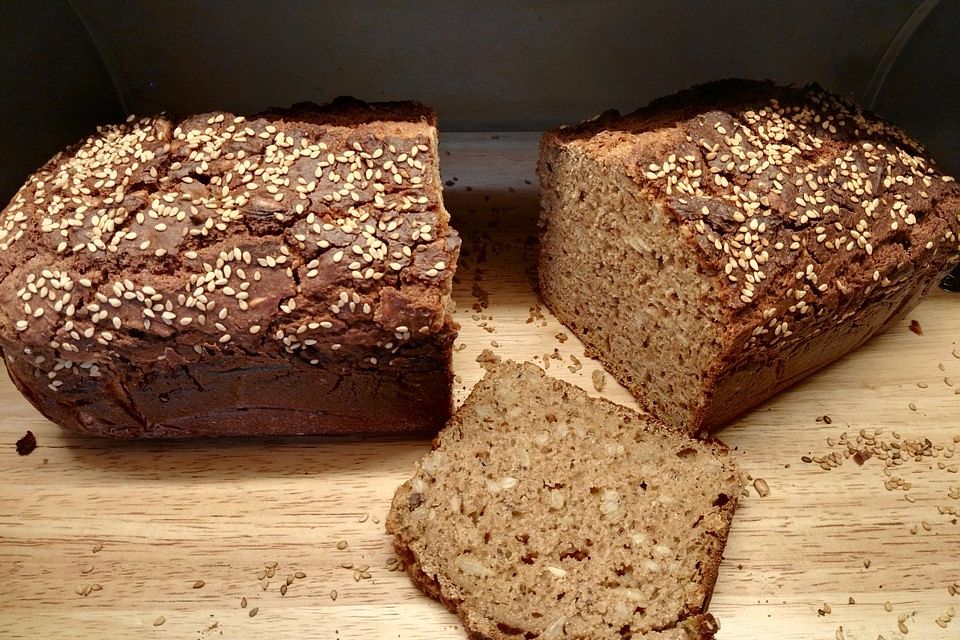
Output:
386 362 739 640
696 273 935 429
3 332 454 437
256 97 438 131
540 79 960 431
0 98 459 437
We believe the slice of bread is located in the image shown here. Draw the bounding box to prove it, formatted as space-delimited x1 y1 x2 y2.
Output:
387 361 743 640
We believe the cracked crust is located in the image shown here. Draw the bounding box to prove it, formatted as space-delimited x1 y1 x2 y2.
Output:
0 98 459 437
386 362 740 640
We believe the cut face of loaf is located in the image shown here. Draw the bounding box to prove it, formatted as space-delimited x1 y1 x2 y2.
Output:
387 361 743 640
539 79 960 432
0 98 459 437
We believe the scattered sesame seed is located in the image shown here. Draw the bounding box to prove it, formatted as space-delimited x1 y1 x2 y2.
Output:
753 478 770 498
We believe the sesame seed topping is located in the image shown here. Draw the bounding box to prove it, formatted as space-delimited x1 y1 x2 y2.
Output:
1 106 452 382
620 82 960 348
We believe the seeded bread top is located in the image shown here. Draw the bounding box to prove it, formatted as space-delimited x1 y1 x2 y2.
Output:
544 80 960 350
0 98 459 389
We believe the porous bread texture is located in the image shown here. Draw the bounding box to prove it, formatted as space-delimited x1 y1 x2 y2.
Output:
387 361 743 640
539 79 960 432
0 98 460 436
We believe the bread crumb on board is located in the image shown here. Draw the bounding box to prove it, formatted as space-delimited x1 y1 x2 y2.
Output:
526 304 546 326
909 319 923 335
591 369 605 391
15 430 36 455
476 349 502 370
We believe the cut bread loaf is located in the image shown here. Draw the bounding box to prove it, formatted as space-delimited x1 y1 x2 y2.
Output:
539 79 960 432
387 361 743 640
0 98 459 437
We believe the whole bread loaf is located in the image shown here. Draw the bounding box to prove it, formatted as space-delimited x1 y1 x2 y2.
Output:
0 98 459 437
388 361 743 640
539 79 960 432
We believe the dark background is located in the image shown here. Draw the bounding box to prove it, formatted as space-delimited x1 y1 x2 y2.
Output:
2 0 959 201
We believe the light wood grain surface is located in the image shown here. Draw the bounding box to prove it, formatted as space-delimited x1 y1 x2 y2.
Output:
1 133 958 640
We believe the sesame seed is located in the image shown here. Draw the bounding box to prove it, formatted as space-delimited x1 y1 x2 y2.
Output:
10 111 450 383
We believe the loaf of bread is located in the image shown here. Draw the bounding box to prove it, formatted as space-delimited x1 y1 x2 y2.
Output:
539 80 960 432
0 98 459 437
387 361 743 640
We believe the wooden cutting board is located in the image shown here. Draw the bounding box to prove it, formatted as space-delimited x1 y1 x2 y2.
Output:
1 133 958 640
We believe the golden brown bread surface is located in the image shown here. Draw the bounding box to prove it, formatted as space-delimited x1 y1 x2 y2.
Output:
388 361 743 640
539 79 960 432
0 98 459 437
